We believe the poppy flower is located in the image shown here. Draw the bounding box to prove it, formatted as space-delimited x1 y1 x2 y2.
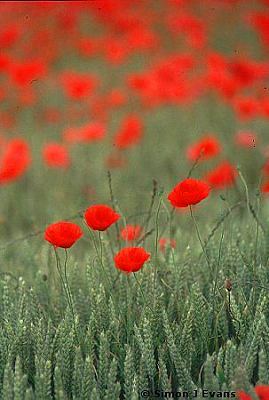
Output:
233 96 259 120
63 122 105 144
106 88 127 108
114 115 143 149
235 131 257 148
43 143 71 168
186 136 221 162
60 71 97 100
0 138 31 184
237 392 251 400
44 221 83 248
168 178 210 208
114 247 150 273
9 59 46 87
120 225 143 241
255 385 269 400
159 238 176 253
261 181 269 194
205 161 237 189
84 204 120 231
237 385 269 400
263 159 269 176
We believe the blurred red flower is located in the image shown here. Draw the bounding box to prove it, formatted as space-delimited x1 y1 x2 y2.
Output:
0 54 11 73
120 225 143 241
159 237 176 253
106 88 127 108
205 161 237 189
9 59 46 86
114 247 150 273
261 181 269 194
61 71 97 100
114 115 143 149
168 178 210 207
233 96 259 120
84 204 120 231
43 143 71 169
77 37 99 58
0 24 21 48
44 221 83 248
187 136 221 162
63 122 105 144
235 131 257 148
0 138 31 184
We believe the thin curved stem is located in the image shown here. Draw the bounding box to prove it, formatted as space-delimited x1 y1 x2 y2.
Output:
53 247 79 342
189 205 213 278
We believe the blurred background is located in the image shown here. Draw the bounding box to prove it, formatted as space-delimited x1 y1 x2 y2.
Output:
0 0 269 272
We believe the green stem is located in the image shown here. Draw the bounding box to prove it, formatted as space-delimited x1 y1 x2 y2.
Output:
189 205 213 278
133 272 153 313
53 248 78 342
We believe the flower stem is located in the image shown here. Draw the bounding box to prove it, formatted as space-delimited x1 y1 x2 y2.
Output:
53 247 79 342
189 205 213 278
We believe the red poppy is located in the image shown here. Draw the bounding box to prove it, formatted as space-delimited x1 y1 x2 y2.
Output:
120 225 143 241
237 392 251 400
60 71 97 100
235 131 257 148
187 136 221 162
9 59 46 87
205 161 237 189
168 178 210 208
261 181 269 194
263 159 269 176
159 238 176 253
255 386 269 400
103 38 129 65
114 247 150 273
237 385 269 400
0 138 31 184
76 37 99 58
84 204 120 231
106 88 127 108
63 122 105 144
43 143 70 168
233 96 259 120
44 221 83 248
114 115 143 149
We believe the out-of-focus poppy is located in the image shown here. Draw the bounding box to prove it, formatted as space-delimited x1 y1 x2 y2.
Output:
237 385 269 400
187 136 221 162
0 138 31 184
205 161 237 189
159 237 176 252
235 131 257 148
60 71 97 100
120 225 143 241
43 142 71 169
63 122 105 144
114 115 143 149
